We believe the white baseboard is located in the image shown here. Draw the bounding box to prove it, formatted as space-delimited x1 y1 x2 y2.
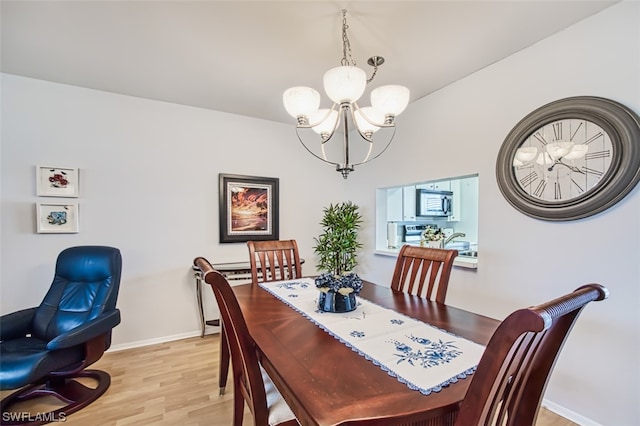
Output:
542 398 601 426
108 327 220 353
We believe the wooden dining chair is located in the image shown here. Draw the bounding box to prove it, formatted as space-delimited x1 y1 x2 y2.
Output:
390 245 458 303
215 240 302 397
247 240 303 284
194 257 299 426
454 283 609 426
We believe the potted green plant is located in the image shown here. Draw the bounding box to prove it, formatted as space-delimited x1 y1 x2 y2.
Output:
313 201 363 312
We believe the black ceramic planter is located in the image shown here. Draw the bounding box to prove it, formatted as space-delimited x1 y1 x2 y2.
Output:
317 290 357 313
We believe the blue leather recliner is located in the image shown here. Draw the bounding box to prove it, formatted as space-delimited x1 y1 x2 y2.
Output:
0 246 122 425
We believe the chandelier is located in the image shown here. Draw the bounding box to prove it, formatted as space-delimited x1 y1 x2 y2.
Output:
282 10 410 179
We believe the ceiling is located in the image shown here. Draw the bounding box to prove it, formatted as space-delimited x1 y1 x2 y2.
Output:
1 1 618 125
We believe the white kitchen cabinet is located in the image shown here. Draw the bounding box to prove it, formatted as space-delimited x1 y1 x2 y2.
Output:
417 181 451 191
449 179 461 221
386 186 416 222
402 186 416 221
434 181 451 191
387 187 403 222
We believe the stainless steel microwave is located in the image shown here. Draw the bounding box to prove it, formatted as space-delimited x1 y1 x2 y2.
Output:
416 189 453 217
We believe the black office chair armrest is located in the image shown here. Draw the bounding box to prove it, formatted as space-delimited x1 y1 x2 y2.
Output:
47 310 121 350
0 307 37 340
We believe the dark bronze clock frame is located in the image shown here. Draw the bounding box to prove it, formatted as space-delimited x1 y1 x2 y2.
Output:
496 96 640 221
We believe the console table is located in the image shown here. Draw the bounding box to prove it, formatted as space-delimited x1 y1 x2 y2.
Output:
192 259 305 337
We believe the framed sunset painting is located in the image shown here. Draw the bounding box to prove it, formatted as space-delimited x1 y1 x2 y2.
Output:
218 174 279 243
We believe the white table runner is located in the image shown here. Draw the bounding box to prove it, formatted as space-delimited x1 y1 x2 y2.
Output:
259 278 486 395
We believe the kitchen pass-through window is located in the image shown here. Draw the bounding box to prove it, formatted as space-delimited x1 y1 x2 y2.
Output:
376 174 479 259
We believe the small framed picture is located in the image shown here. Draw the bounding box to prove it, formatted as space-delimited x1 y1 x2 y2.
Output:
36 202 79 233
219 173 279 243
36 166 79 197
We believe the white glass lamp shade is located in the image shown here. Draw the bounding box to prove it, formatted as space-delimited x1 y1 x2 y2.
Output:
564 144 589 160
515 147 538 163
370 85 410 117
283 87 321 119
546 141 574 160
354 107 385 134
536 152 553 166
323 66 367 104
309 109 339 136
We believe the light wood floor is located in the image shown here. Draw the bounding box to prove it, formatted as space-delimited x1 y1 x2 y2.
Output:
1 334 576 425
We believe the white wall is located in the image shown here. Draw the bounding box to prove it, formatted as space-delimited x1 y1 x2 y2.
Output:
1 2 638 425
349 3 639 425
0 74 348 347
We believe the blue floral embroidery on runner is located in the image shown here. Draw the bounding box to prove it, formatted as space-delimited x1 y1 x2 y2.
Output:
390 319 404 325
350 331 365 338
288 294 298 298
276 281 308 290
389 335 462 368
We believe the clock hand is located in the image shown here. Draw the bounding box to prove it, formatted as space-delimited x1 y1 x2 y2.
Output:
547 159 585 174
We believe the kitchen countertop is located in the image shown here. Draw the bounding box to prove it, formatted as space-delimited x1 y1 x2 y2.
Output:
374 246 478 269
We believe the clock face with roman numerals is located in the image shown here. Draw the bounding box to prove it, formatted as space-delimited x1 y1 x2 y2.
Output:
513 118 613 202
496 97 640 221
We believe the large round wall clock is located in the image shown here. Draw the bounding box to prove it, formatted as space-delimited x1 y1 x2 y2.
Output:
496 96 640 221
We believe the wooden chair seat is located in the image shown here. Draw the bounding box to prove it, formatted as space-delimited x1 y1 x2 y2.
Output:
260 365 298 425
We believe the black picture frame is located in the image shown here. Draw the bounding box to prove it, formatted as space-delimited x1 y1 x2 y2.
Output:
219 173 279 243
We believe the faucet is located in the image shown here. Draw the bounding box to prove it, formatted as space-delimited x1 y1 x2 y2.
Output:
444 232 466 246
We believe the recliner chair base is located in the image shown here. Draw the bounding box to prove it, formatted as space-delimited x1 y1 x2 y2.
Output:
0 370 110 425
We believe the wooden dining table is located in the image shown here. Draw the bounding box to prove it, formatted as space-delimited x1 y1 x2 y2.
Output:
233 280 500 426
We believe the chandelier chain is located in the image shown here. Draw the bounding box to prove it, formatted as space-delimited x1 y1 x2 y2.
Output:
340 9 357 67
